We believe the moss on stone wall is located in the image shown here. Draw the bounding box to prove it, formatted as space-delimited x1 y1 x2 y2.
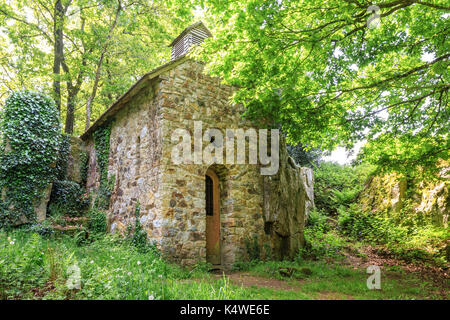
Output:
360 161 449 227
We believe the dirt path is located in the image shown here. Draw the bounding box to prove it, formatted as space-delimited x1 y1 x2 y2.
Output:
207 272 352 299
212 272 302 291
341 244 449 285
200 244 449 300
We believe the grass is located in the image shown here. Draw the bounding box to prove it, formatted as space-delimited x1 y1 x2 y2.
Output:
0 229 242 300
1 228 447 300
230 260 447 300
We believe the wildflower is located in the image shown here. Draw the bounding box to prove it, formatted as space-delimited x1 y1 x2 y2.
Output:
90 260 94 264
10 241 14 245
137 261 141 265
66 263 81 290
128 272 131 276
148 295 154 300
158 275 163 279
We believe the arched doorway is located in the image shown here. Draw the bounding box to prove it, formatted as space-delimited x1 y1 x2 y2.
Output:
205 168 221 265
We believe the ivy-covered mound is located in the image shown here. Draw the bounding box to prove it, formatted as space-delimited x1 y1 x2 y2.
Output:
0 91 61 227
49 180 89 217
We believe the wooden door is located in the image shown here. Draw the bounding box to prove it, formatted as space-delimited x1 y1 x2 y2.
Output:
205 169 221 265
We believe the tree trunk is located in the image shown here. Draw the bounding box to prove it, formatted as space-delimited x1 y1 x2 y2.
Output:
85 0 122 132
65 95 75 134
52 0 65 111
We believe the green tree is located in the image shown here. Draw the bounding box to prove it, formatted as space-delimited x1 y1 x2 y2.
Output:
286 143 322 167
196 0 449 174
0 0 193 135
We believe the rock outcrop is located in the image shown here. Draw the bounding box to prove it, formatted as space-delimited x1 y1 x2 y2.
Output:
263 142 314 260
360 163 449 228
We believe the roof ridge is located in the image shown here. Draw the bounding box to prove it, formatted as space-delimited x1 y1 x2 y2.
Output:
168 20 212 47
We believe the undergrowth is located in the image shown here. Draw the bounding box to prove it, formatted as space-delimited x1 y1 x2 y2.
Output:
0 229 244 300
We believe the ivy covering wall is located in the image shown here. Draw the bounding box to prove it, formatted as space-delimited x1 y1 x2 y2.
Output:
0 91 61 227
93 123 114 209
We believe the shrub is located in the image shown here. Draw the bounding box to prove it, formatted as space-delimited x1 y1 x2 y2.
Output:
298 209 346 260
0 231 46 297
28 221 55 238
286 143 322 167
87 208 107 234
313 162 374 214
244 235 260 261
0 91 61 226
306 209 329 230
126 203 158 254
337 204 448 264
49 180 89 217
337 204 376 239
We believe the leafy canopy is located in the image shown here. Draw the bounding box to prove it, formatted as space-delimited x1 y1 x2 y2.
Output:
0 0 194 135
196 0 449 174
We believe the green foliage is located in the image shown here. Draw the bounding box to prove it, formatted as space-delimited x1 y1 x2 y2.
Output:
232 260 258 272
359 133 450 178
330 188 361 208
0 230 248 300
28 221 55 239
199 0 449 174
87 208 107 235
49 180 89 217
79 151 89 187
286 143 322 167
337 204 449 265
93 123 111 183
55 134 70 181
0 231 46 297
93 175 115 210
0 229 447 300
311 160 448 265
338 204 378 240
299 210 346 260
306 209 329 230
230 259 445 300
244 235 261 261
0 91 61 227
0 0 195 134
125 203 158 254
128 203 147 250
263 242 272 261
190 260 213 274
93 123 113 210
313 162 374 214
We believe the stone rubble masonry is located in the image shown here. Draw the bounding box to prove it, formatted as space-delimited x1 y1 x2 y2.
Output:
83 59 314 269
66 136 88 184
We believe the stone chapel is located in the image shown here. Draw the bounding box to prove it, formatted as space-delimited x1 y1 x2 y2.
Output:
80 21 314 269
